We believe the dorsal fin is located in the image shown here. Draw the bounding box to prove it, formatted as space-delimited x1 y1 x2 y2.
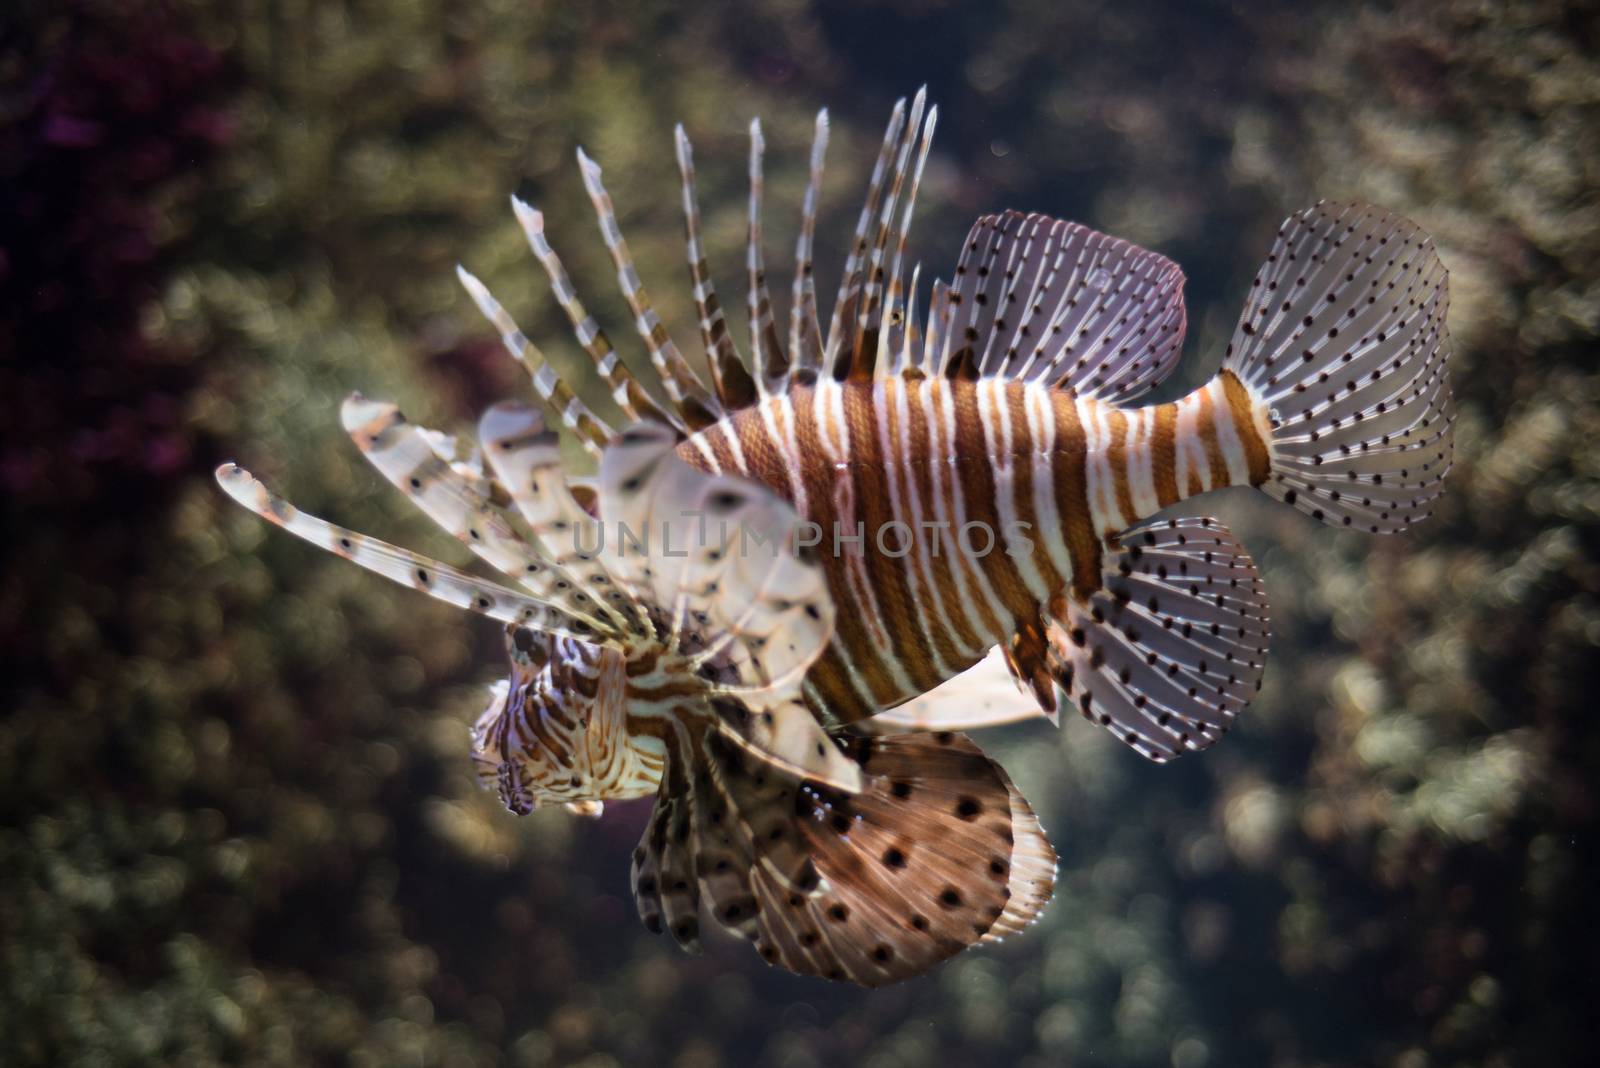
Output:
746 119 790 391
918 278 954 378
822 96 907 380
673 125 757 412
886 262 925 378
940 211 1188 402
576 148 724 430
510 197 686 432
787 109 830 385
876 104 937 379
844 87 929 383
455 266 613 456
461 93 954 453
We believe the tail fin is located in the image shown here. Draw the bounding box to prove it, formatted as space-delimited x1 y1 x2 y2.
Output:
1225 202 1453 534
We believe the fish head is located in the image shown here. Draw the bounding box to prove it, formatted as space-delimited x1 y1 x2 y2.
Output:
469 626 629 814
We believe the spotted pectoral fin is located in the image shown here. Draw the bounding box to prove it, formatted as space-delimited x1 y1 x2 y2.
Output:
862 647 1046 734
339 395 623 639
1046 515 1270 762
477 401 652 640
678 730 1056 986
214 463 600 643
631 729 1057 985
686 479 835 696
720 729 1056 991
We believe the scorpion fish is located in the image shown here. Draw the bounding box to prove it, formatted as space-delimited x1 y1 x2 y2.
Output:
217 88 1453 985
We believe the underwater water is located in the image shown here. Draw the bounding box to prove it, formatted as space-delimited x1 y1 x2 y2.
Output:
3 0 1597 1064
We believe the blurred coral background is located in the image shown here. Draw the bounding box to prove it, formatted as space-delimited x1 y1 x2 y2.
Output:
3 1 1596 1065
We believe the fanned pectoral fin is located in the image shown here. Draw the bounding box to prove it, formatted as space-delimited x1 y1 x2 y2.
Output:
476 401 652 640
598 420 843 780
1045 516 1271 763
214 463 598 642
750 731 1054 986
630 729 1058 987
339 394 623 639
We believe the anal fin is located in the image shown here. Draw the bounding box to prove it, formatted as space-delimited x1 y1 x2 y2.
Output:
862 646 1046 735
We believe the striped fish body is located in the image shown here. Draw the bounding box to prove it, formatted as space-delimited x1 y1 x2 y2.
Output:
678 372 1272 724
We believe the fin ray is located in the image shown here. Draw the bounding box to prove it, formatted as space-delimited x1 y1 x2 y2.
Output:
214 463 602 642
674 126 759 411
511 196 687 432
787 109 830 383
339 394 623 636
823 96 907 378
746 119 790 390
456 266 613 455
576 148 724 430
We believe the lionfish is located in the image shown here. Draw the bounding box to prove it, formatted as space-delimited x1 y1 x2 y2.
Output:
217 88 1452 985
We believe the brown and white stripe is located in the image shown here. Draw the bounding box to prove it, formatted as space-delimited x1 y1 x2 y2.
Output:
680 373 1271 724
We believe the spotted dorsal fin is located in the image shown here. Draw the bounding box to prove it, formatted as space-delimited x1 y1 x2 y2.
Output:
843 88 931 382
455 266 615 456
455 92 955 461
824 89 940 384
876 96 936 379
745 118 790 391
820 95 907 382
937 211 1188 402
510 197 687 432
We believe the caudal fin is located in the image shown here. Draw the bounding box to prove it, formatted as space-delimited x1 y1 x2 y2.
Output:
1225 202 1453 534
